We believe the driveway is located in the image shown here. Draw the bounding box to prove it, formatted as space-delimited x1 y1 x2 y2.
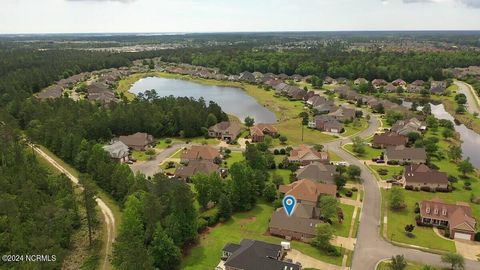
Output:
456 81 480 116
130 144 186 177
285 249 343 270
455 240 480 261
325 115 480 270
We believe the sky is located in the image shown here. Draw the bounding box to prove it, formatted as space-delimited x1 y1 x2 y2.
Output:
1 0 480 34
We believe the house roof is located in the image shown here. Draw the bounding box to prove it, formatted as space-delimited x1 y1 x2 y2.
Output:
372 132 408 146
404 164 448 185
250 124 278 137
223 239 300 270
295 162 337 184
209 121 242 136
420 198 476 232
385 146 427 161
119 132 154 148
175 160 219 178
103 141 129 159
328 106 356 120
181 145 220 161
269 207 323 236
288 145 329 163
223 243 242 253
278 179 337 203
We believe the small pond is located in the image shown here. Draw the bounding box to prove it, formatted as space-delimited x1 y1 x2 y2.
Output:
129 77 277 124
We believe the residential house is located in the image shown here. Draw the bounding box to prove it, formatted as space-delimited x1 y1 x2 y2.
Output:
250 124 278 142
324 76 336 85
430 81 447 95
239 71 256 83
402 164 449 190
37 85 63 100
384 146 427 164
307 95 328 107
291 74 303 82
103 141 130 163
411 80 425 87
354 78 368 85
392 79 407 88
221 239 300 270
312 102 338 115
372 132 408 148
303 91 316 102
269 204 323 241
336 77 348 84
372 79 388 89
384 83 397 93
180 145 221 163
208 121 242 142
278 179 337 206
328 106 356 122
407 84 424 93
175 160 219 181
308 115 344 133
87 82 116 104
288 145 329 166
295 162 338 184
119 132 155 151
391 118 426 136
419 198 476 240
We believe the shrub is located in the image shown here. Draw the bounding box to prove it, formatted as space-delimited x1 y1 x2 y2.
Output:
414 186 420 191
435 187 450 192
351 187 358 192
387 160 399 165
405 185 413 190
165 138 172 144
448 175 458 183
197 218 208 232
279 148 286 155
377 168 389 175
475 232 480 242
345 191 353 197
199 208 219 226
420 186 431 192
273 149 279 155
444 229 450 238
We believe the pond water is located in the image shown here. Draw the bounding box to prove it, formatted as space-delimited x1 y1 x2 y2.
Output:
400 100 480 168
129 77 277 124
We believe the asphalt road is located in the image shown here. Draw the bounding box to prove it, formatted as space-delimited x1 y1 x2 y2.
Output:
130 143 186 177
456 81 480 116
325 115 480 270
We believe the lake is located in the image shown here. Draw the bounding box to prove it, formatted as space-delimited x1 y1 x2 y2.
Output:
129 77 277 124
401 100 480 168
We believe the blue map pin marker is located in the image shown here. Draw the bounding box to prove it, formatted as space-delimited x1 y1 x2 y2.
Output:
283 195 297 217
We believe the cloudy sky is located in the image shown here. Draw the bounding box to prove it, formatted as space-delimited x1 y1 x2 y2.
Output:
1 0 480 33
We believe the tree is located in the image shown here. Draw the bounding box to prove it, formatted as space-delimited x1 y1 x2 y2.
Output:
352 136 366 156
334 175 347 190
347 165 361 180
404 224 415 237
442 128 454 140
279 135 288 144
318 196 339 222
447 145 462 163
457 158 474 177
218 194 233 220
441 253 465 270
389 187 405 210
422 103 432 115
263 182 278 202
244 116 255 127
389 255 407 270
230 162 257 211
149 224 181 270
80 174 98 246
205 113 218 128
299 112 309 125
192 173 211 209
421 266 438 270
311 223 335 249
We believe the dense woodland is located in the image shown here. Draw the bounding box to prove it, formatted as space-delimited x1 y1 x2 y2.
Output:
0 111 79 270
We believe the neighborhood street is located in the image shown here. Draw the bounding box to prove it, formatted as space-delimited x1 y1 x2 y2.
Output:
456 81 480 116
130 143 186 177
325 115 480 270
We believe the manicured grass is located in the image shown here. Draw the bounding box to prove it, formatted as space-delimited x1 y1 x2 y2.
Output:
369 165 404 180
275 120 337 146
343 144 383 160
377 261 424 270
332 203 355 238
161 162 179 174
273 154 286 165
131 150 150 161
328 151 343 162
342 118 369 137
382 189 456 253
224 151 244 168
269 169 293 185
181 202 343 270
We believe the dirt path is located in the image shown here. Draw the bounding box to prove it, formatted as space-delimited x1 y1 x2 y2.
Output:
31 144 115 270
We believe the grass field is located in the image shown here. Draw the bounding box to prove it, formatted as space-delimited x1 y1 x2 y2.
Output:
269 169 293 185
332 203 355 238
342 118 369 137
343 143 383 160
377 261 425 270
131 150 150 161
328 151 343 162
224 151 244 168
369 165 404 180
181 202 344 270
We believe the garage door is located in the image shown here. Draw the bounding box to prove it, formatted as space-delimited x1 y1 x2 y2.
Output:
454 232 471 240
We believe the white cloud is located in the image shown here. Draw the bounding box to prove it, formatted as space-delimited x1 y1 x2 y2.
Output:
66 0 137 3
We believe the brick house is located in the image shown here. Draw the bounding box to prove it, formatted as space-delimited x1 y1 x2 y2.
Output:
278 179 337 206
402 164 449 190
180 145 221 163
372 132 408 148
208 121 242 142
250 124 278 142
119 132 155 151
288 145 329 166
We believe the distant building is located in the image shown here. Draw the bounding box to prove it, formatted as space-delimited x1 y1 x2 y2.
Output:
250 124 278 142
269 204 323 241
180 145 221 163
208 121 242 142
372 132 408 148
278 179 337 206
402 164 448 190
288 145 329 166
103 141 130 163
384 146 427 164
175 160 219 181
295 162 338 184
119 132 155 151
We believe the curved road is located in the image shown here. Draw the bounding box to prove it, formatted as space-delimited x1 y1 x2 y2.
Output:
31 144 115 270
456 81 480 116
325 115 480 270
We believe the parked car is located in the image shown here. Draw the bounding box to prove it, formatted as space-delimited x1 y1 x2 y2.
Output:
376 159 385 164
372 157 379 162
126 160 134 164
392 182 403 186
386 179 396 183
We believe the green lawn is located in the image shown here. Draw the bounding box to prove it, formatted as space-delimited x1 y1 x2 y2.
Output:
328 151 343 162
332 203 355 238
343 143 383 160
342 118 369 137
273 154 286 165
224 151 244 168
382 189 456 253
181 202 344 270
269 169 292 185
369 165 404 180
131 150 150 161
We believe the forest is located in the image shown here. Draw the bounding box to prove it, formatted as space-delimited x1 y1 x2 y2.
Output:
0 111 79 270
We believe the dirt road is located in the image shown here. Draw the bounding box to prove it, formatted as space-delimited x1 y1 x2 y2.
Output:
31 144 115 270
